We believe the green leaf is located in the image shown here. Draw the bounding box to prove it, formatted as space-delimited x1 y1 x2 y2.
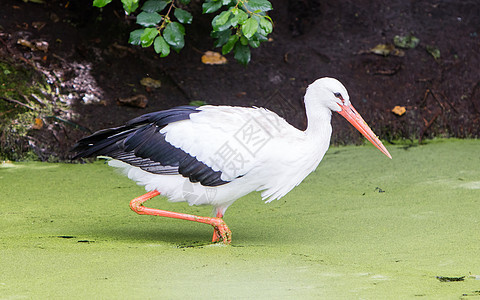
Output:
136 11 163 27
178 0 190 4
121 0 139 14
254 28 268 42
241 17 258 39
174 8 193 24
240 35 249 45
129 29 145 45
141 0 169 12
426 45 441 60
230 9 248 27
234 43 251 65
212 29 231 47
256 20 268 36
222 34 239 55
140 27 159 47
393 34 420 49
259 17 273 34
154 36 170 57
214 10 231 27
212 10 235 32
189 100 206 106
248 38 260 48
163 22 185 51
202 1 222 14
222 0 233 5
243 0 272 12
93 0 112 8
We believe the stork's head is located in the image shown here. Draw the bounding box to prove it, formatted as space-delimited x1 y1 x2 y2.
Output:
307 77 392 159
307 77 352 111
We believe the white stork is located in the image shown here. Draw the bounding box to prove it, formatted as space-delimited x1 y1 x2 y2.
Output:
72 77 391 244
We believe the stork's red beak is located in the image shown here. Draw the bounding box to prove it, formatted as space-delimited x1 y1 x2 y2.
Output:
338 104 392 159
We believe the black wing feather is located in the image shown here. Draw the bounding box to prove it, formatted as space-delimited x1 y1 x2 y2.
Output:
72 106 229 187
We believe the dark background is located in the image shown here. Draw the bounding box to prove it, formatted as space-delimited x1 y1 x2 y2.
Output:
1 0 479 159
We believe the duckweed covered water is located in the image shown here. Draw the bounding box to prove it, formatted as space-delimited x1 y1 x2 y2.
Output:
1 139 479 298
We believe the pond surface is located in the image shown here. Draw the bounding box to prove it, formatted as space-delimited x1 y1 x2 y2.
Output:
1 139 479 298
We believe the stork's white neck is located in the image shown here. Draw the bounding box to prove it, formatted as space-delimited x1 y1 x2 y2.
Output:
304 89 333 143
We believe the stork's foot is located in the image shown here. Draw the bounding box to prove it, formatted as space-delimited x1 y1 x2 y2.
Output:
211 218 232 244
130 191 232 245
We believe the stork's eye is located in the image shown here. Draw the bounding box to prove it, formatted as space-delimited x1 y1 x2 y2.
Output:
334 92 343 99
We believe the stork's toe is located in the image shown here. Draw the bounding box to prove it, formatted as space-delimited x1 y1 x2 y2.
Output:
211 218 231 244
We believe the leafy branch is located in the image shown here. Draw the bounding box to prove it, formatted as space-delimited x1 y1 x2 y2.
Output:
92 0 274 64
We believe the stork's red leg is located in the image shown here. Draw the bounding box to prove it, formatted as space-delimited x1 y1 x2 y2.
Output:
211 209 224 243
129 191 232 244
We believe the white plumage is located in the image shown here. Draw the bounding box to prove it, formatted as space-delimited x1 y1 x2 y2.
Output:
73 77 391 244
108 104 328 214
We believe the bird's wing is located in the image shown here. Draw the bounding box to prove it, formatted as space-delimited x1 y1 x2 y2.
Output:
73 106 225 186
161 105 297 182
72 105 296 187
